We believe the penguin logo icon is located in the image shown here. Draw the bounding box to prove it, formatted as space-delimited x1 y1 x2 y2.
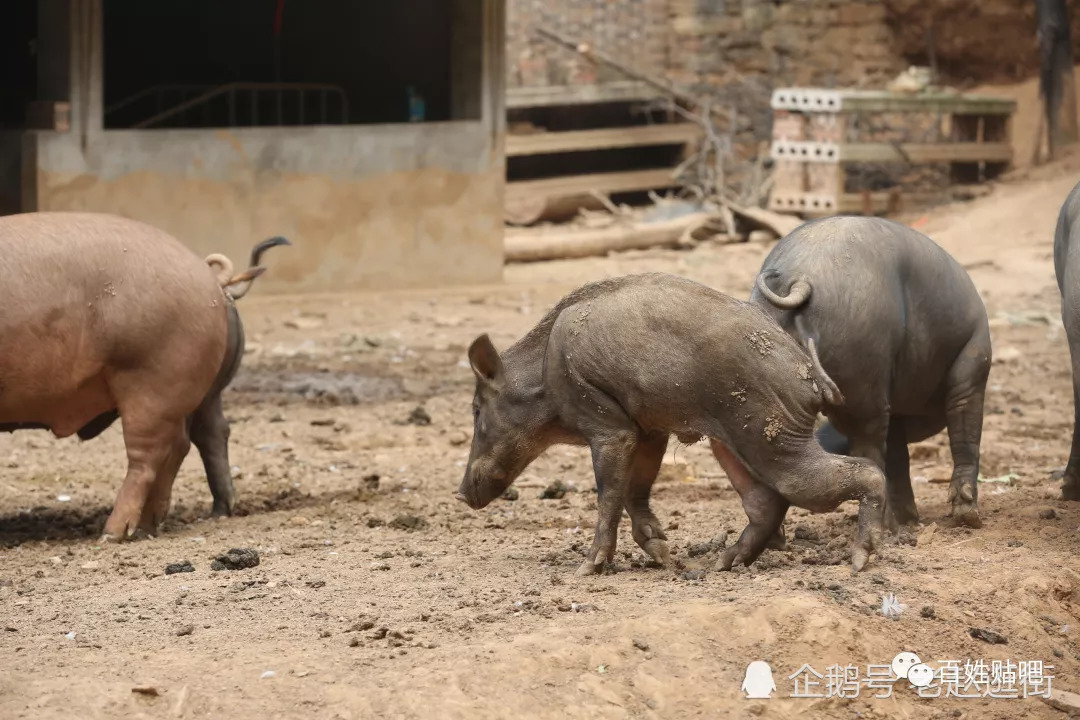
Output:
741 660 777 699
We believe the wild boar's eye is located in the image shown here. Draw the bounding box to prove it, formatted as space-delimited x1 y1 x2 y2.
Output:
472 404 480 421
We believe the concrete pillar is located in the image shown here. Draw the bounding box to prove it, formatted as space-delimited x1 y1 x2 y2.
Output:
69 0 103 147
483 0 507 142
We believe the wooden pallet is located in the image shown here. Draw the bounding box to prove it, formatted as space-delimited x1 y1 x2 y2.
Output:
768 88 1017 216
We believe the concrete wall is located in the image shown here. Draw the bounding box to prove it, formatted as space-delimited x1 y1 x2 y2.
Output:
28 123 504 293
24 0 507 294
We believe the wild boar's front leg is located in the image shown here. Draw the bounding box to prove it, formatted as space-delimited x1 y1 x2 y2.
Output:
578 430 638 577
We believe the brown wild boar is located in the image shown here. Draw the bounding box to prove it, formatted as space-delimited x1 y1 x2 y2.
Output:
456 273 887 574
0 212 288 540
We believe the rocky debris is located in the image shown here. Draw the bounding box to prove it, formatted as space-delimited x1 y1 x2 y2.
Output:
367 517 385 528
176 624 195 637
916 523 938 547
1006 539 1023 548
210 548 260 571
398 406 432 426
501 487 520 501
633 638 650 651
389 515 428 532
363 474 381 491
680 570 706 581
1042 688 1080 715
1039 508 1058 520
969 627 1008 645
540 480 568 499
920 605 935 619
306 580 326 589
448 431 469 446
687 534 728 557
131 687 159 697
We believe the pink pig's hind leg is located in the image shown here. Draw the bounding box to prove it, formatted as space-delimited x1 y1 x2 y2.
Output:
101 388 191 541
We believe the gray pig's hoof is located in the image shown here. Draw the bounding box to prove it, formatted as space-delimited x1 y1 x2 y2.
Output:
949 501 982 529
888 501 920 529
210 501 234 518
715 545 741 571
1062 479 1080 501
765 528 788 551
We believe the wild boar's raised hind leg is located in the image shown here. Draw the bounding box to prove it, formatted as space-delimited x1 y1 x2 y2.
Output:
190 393 234 517
709 439 789 570
624 432 672 568
577 430 639 577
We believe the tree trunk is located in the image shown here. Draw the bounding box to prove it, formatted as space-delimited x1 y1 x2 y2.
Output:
1038 0 1078 159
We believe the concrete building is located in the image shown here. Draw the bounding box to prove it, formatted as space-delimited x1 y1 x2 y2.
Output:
0 0 507 293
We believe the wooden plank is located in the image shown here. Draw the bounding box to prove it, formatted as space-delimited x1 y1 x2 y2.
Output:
839 142 1012 164
506 124 700 156
836 191 943 214
507 81 664 109
839 91 1016 115
505 168 678 203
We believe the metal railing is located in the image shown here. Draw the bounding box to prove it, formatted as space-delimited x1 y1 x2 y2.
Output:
105 83 350 129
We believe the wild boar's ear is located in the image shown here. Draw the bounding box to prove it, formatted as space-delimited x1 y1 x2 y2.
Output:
468 334 505 386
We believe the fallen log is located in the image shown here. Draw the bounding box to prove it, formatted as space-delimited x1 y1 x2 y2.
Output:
505 212 718 263
723 201 803 237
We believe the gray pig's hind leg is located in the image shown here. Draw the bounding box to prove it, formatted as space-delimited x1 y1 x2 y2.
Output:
624 432 672 568
885 418 919 526
1063 332 1080 500
190 394 235 517
944 341 989 528
577 431 638 577
710 439 789 570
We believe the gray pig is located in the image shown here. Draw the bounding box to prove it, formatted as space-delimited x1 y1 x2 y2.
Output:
1054 179 1080 499
751 216 991 528
0 212 288 539
455 273 886 574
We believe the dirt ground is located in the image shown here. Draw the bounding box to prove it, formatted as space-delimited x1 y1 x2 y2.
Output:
6 152 1080 720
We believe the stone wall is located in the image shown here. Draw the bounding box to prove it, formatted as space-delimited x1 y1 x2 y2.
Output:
507 0 670 88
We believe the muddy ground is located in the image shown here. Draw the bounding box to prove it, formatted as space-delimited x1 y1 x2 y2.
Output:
6 155 1080 720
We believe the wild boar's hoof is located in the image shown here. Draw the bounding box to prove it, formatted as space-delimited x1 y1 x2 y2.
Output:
575 555 605 577
1062 477 1080 501
850 544 871 573
641 538 672 568
949 500 982 529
